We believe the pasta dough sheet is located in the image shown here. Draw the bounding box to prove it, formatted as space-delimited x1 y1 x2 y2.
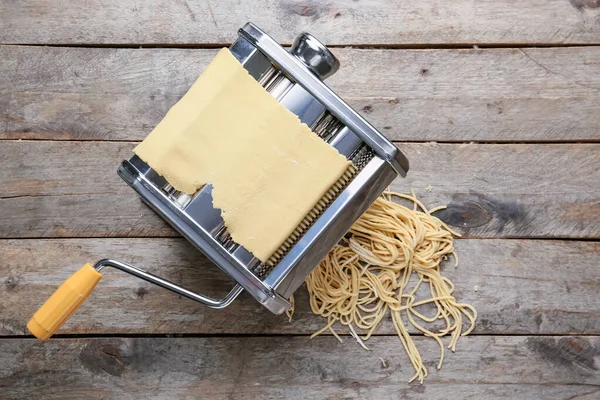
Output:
134 48 350 262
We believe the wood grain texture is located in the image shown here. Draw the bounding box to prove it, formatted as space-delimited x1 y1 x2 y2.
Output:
0 141 598 239
2 46 600 142
1 0 600 45
2 2 599 396
0 336 598 399
2 238 598 336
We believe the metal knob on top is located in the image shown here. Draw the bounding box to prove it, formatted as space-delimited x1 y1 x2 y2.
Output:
290 32 340 80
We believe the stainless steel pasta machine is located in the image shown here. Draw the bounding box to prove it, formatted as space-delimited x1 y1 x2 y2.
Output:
27 22 408 340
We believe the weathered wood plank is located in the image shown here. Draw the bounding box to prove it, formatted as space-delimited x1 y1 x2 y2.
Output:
0 336 598 399
2 0 600 45
0 141 598 239
2 238 598 336
2 46 599 142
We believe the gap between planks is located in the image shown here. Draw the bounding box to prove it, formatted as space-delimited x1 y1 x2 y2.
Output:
3 331 600 340
3 42 600 49
1 236 599 242
2 138 600 145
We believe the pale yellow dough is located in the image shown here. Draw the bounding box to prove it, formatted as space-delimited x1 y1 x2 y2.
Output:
134 48 350 262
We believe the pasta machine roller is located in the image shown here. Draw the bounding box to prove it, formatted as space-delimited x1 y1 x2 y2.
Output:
27 23 409 340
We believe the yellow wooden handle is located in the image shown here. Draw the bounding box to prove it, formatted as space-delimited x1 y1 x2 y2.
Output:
27 263 102 340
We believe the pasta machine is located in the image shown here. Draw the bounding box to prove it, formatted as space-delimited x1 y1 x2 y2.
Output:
27 23 409 340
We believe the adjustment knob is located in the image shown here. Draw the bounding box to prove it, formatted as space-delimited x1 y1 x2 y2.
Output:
290 32 340 80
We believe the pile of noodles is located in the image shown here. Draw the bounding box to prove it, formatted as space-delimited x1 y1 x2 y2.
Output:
287 191 477 383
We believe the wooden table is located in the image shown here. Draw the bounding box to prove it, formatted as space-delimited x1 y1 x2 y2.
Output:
1 1 599 399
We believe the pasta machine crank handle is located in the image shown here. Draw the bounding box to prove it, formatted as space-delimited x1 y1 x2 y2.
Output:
94 259 243 308
27 259 243 340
